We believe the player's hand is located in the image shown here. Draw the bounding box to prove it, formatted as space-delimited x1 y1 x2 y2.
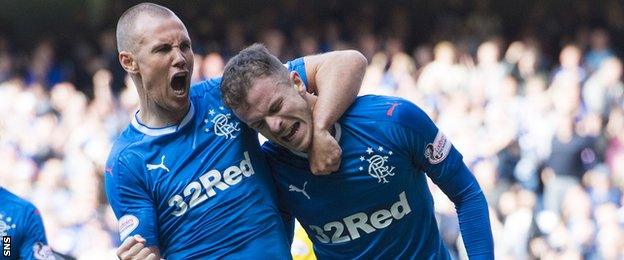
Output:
309 127 342 175
117 235 158 260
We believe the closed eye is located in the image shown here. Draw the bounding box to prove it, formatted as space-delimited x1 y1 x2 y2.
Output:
269 98 283 114
153 44 171 53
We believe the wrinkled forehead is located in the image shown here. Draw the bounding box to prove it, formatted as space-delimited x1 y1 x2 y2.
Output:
135 15 189 45
236 77 287 123
236 80 275 121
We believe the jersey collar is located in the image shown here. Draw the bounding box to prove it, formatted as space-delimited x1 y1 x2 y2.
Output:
131 102 195 136
288 123 341 158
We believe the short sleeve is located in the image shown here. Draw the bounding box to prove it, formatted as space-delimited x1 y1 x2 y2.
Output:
285 58 309 89
20 205 54 260
105 157 159 247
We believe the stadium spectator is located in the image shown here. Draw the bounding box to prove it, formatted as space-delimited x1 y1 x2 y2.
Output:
0 1 624 258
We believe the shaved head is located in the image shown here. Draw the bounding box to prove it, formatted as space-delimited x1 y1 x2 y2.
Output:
116 3 175 52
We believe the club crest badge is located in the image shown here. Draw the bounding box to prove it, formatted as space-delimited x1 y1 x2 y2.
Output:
204 106 241 139
358 146 396 183
0 214 16 236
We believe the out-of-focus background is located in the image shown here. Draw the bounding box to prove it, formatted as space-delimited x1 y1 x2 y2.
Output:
1 0 623 259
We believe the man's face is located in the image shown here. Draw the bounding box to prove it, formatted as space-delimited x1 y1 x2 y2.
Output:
133 15 194 113
234 74 313 152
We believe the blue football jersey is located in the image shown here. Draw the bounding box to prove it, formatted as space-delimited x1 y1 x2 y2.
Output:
105 59 309 258
0 187 54 260
263 95 492 259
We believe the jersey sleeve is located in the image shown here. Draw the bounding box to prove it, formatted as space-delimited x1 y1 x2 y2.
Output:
19 205 54 260
105 156 159 247
285 58 309 89
392 102 494 259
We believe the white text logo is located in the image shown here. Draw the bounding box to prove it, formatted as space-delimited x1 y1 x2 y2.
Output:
309 191 411 244
167 151 255 216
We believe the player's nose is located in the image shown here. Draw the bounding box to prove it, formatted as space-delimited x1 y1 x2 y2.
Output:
172 48 187 68
266 116 283 135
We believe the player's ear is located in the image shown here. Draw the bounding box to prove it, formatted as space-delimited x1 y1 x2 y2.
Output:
119 51 139 74
289 71 306 96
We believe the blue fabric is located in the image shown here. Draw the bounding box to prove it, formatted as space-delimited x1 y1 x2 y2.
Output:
263 95 493 259
0 187 52 260
286 58 309 90
105 63 306 258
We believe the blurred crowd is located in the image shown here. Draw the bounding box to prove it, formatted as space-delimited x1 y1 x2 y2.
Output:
393 34 624 260
1 0 624 259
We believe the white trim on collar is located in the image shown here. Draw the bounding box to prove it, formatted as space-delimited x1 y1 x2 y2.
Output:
288 123 342 158
131 102 195 136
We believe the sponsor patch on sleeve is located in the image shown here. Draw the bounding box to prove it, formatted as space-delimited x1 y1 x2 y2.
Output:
32 242 54 260
118 215 139 240
424 130 452 165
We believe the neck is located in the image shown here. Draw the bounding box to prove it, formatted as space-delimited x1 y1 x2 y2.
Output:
134 79 189 127
137 104 189 127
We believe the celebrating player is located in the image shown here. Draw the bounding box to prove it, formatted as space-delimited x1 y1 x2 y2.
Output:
220 44 495 259
0 187 55 260
105 3 366 259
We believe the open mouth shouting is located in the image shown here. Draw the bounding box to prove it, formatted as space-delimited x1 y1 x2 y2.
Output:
170 71 189 96
281 121 300 143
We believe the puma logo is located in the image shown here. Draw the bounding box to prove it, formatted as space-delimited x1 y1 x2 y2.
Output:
288 181 311 200
386 103 399 117
146 155 170 172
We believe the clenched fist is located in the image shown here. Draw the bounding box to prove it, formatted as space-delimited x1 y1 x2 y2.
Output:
308 127 342 174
